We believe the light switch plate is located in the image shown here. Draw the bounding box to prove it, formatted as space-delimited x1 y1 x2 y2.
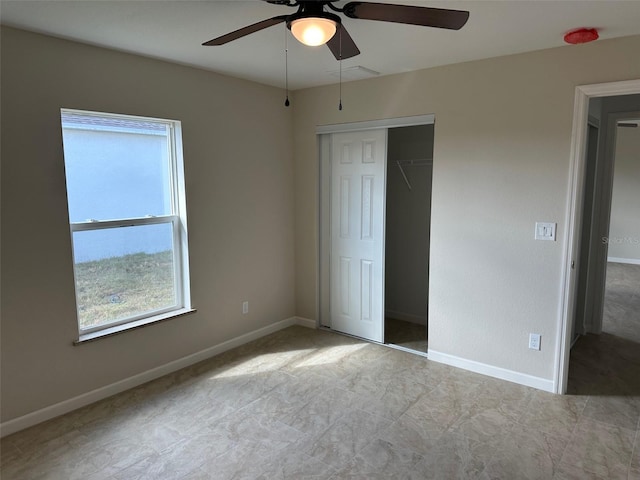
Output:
535 222 556 241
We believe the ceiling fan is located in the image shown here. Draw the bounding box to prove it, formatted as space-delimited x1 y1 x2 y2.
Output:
203 1 470 60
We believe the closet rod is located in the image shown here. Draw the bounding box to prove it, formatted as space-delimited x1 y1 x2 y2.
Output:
395 158 433 167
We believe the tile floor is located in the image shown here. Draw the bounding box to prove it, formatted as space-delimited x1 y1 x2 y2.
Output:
603 262 640 344
2 325 639 479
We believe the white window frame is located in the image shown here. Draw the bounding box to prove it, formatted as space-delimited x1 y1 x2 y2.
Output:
61 109 192 342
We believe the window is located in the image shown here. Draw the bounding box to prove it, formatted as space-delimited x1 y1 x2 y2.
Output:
61 109 191 340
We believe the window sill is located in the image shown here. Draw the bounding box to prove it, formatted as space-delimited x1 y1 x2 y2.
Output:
74 308 197 345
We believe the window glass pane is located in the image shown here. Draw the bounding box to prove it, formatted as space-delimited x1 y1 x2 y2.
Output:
72 223 176 330
62 113 172 222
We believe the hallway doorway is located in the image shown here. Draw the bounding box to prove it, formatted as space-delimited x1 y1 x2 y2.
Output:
561 89 640 393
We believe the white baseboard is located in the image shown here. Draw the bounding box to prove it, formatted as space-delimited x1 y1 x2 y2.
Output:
1 316 314 438
607 257 640 265
385 310 427 326
295 316 318 329
427 349 555 393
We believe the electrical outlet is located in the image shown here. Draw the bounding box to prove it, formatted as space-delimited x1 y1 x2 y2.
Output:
529 333 541 351
242 301 249 315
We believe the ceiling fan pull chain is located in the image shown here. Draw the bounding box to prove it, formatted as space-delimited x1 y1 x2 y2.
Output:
338 25 343 111
284 24 290 107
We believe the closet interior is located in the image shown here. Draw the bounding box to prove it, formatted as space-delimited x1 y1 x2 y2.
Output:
384 124 434 353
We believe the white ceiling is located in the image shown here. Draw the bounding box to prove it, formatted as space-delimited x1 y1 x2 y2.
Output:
2 0 640 90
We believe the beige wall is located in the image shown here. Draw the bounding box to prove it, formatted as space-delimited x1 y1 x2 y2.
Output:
293 35 640 381
609 124 640 261
0 27 295 422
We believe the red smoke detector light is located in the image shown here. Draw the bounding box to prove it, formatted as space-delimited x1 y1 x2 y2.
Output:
564 28 599 45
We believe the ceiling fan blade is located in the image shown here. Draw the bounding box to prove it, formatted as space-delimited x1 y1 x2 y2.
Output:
326 24 361 60
202 15 288 45
343 2 469 30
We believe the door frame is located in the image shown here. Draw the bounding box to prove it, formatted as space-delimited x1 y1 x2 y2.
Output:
317 114 435 331
556 79 640 394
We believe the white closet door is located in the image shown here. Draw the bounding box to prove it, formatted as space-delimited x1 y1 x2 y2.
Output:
330 129 387 342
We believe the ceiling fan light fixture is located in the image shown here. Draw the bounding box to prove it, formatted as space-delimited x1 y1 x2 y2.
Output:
290 16 337 47
204 2 470 61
